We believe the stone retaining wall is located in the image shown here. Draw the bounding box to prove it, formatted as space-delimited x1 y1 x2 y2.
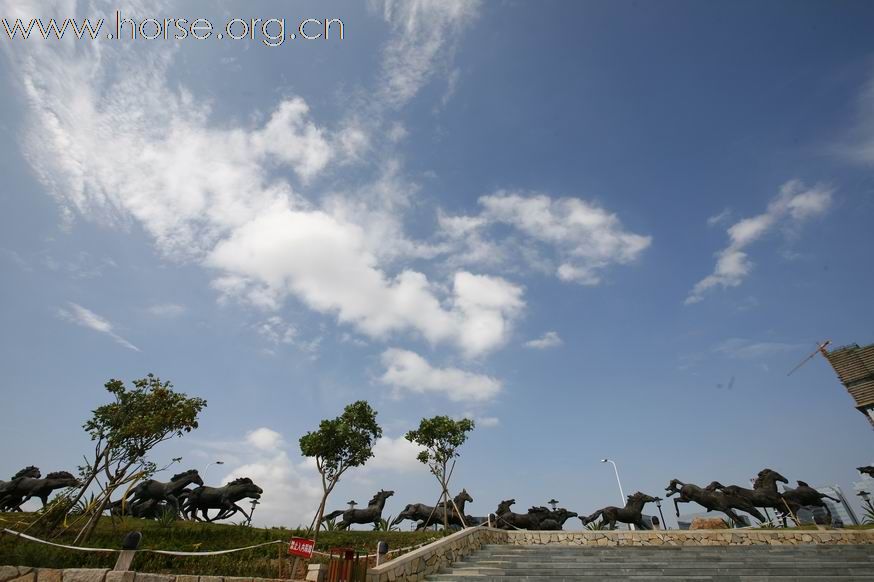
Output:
502 528 874 546
364 526 505 582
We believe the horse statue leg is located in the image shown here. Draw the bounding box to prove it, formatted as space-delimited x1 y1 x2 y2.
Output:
724 508 744 527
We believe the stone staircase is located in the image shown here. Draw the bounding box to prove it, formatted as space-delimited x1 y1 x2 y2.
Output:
427 543 874 581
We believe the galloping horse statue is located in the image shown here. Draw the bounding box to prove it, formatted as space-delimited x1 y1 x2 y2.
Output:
182 477 263 522
709 468 789 515
580 492 659 530
121 469 203 516
0 470 79 511
494 500 576 530
665 479 765 526
392 489 473 530
781 481 841 523
0 467 42 501
321 489 394 530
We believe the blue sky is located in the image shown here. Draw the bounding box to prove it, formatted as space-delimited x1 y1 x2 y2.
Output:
1 0 873 528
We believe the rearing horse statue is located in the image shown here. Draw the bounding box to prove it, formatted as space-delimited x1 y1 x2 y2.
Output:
321 489 394 530
391 489 473 530
580 492 658 530
665 479 765 526
709 468 789 515
122 469 204 515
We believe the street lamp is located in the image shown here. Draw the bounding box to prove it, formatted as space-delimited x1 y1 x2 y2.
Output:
600 459 632 530
347 500 357 510
654 497 667 530
247 499 260 526
203 460 224 479
547 499 559 512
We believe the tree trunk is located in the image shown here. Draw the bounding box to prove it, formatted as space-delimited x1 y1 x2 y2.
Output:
75 491 112 544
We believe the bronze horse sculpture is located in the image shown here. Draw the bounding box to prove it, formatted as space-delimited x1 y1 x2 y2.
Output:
780 481 841 523
580 492 659 530
0 470 79 511
665 479 765 526
0 467 42 502
121 469 204 516
321 489 394 530
709 468 789 515
181 477 263 522
494 500 576 530
391 489 473 530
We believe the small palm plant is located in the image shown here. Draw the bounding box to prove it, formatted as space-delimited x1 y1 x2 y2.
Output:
321 517 339 532
373 516 399 532
585 520 607 530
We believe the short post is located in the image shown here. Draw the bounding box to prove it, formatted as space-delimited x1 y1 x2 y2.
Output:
375 540 388 567
113 531 142 571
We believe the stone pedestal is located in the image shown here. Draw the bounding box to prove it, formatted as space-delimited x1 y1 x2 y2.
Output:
304 564 325 582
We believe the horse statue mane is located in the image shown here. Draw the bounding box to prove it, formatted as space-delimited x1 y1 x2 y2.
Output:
46 471 75 480
12 466 40 479
227 477 253 486
368 489 390 505
172 469 200 481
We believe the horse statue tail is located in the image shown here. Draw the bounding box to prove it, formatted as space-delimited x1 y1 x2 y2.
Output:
391 505 413 526
321 510 344 523
580 510 602 526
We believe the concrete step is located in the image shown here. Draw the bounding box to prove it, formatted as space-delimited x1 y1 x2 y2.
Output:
427 544 874 581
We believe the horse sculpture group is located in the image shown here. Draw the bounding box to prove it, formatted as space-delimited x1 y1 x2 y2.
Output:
666 468 846 527
0 466 263 523
3 464 869 529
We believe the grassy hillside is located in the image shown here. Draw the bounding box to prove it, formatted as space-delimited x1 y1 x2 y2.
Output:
0 513 444 578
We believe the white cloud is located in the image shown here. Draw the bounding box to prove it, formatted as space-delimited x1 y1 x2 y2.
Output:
686 180 832 304
4 0 523 359
148 303 186 318
57 302 140 352
525 331 563 350
246 427 284 451
440 192 651 285
376 0 481 108
367 436 425 473
380 348 502 402
707 208 732 227
257 316 297 345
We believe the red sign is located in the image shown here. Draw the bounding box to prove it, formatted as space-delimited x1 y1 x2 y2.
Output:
288 537 315 558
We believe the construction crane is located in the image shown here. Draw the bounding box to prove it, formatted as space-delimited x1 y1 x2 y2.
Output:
786 340 832 376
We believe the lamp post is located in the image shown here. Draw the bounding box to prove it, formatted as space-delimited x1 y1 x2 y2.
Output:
247 499 260 526
203 460 224 479
655 497 667 530
600 459 632 530
347 500 357 510
547 499 559 512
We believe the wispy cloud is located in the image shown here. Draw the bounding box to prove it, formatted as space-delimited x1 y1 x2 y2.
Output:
714 338 802 360
686 180 832 304
57 302 140 352
148 303 186 318
439 191 651 285
525 331 563 350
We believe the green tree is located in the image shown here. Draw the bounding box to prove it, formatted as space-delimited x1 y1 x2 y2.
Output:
69 374 206 542
299 400 382 543
405 416 475 530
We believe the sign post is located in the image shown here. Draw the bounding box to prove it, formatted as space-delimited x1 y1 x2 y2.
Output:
289 537 316 559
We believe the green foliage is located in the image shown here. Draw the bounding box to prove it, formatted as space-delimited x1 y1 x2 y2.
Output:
85 374 207 463
585 520 606 530
299 401 382 482
157 507 177 529
0 512 442 578
405 416 474 470
861 500 874 525
321 517 338 532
